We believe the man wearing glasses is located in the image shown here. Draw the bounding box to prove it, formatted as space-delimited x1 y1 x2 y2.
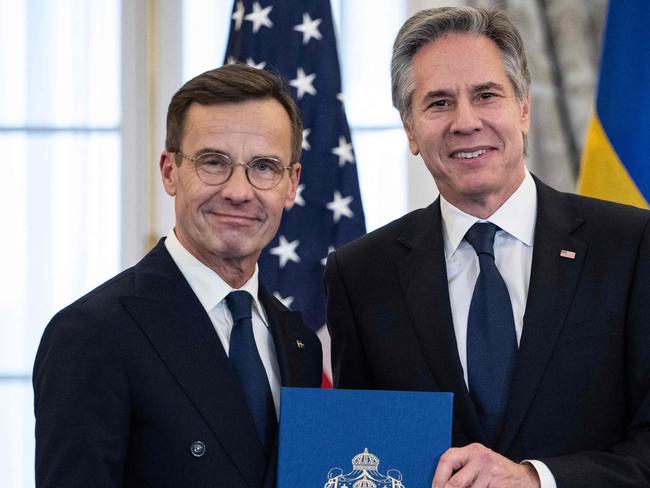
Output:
34 64 322 488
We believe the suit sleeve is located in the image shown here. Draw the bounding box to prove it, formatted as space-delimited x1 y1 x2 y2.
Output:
325 250 374 389
33 306 131 488
541 218 650 487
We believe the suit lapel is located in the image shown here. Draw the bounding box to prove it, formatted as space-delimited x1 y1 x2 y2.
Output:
260 287 311 388
396 203 485 444
497 178 586 453
119 241 266 488
258 286 317 487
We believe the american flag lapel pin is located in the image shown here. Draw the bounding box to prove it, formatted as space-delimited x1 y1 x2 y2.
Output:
560 249 576 259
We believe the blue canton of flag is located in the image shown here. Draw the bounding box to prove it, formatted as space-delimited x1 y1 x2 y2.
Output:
224 0 366 382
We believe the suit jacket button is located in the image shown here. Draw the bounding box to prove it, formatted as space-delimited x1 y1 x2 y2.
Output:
190 441 206 457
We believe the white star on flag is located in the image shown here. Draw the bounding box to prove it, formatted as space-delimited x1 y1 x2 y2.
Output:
269 235 301 268
232 1 245 31
226 55 237 65
294 184 306 207
245 1 273 33
293 13 323 45
273 291 295 309
246 57 266 69
289 68 317 99
302 128 311 151
326 191 354 223
320 246 335 266
331 136 355 166
224 0 367 387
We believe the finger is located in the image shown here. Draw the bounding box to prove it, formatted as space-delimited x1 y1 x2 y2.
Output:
431 447 473 488
443 455 481 488
469 466 493 488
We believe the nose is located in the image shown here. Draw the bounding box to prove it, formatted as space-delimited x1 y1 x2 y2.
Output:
220 164 254 203
450 98 482 134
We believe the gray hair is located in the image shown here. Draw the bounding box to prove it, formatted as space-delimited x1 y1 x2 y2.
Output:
391 6 531 122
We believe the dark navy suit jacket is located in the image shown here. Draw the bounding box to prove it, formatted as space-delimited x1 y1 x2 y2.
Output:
325 177 650 487
34 239 322 487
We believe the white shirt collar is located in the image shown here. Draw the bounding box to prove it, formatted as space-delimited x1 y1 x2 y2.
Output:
164 229 268 327
440 169 537 259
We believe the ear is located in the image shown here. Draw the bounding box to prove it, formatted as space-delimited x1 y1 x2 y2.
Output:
160 151 177 196
403 116 420 155
520 93 531 135
284 162 302 209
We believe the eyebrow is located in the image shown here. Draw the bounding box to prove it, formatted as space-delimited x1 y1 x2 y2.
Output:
193 147 225 155
421 81 507 102
472 82 506 93
193 148 284 161
422 89 453 101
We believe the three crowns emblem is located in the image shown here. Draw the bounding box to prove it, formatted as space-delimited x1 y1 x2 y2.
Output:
324 448 405 488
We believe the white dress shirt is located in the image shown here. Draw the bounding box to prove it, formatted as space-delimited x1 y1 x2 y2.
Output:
164 230 281 416
440 170 556 488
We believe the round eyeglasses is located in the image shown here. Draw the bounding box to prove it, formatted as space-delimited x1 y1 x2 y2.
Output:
176 151 294 190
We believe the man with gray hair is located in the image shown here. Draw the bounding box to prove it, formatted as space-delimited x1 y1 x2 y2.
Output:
326 6 650 487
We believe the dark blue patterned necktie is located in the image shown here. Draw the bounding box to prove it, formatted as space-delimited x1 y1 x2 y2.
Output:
226 291 276 452
465 222 517 446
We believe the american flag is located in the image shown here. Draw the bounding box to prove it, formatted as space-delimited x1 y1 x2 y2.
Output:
224 0 366 385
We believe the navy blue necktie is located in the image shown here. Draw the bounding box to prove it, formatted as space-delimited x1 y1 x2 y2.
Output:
465 222 517 446
226 291 276 452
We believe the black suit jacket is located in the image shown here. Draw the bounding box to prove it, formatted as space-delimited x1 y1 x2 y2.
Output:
325 177 650 487
33 239 322 488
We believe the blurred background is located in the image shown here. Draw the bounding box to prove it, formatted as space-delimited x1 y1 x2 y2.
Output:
0 0 608 485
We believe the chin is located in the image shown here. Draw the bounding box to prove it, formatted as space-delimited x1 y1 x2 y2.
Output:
210 241 252 259
454 178 491 195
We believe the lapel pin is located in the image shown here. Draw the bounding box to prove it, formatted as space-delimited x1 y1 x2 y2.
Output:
560 249 576 259
296 339 305 349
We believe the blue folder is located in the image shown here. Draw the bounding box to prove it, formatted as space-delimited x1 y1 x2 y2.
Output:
277 387 453 487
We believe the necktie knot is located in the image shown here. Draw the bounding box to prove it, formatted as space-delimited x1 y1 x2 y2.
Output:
226 291 252 322
465 222 499 258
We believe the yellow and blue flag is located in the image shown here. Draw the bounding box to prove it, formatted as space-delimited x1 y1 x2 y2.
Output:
577 1 649 208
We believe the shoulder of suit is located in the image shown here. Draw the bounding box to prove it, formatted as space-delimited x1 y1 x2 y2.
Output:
334 204 437 259
41 241 181 350
45 242 168 334
551 187 649 223
534 179 650 242
71 267 136 310
45 266 136 331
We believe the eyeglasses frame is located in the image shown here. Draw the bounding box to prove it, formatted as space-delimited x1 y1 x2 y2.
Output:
175 151 295 190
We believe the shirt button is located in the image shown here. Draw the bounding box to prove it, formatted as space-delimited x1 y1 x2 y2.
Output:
190 441 206 457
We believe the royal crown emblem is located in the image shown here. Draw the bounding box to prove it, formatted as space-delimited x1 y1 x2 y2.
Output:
324 448 405 488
